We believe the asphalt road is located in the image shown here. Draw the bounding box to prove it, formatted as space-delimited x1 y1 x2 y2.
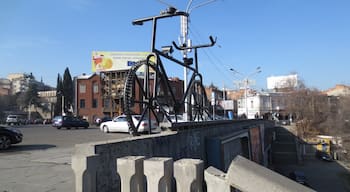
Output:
11 124 130 149
275 158 350 192
0 124 130 192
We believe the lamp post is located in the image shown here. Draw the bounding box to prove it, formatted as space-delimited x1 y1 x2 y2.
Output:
27 97 34 121
230 67 261 119
61 95 65 116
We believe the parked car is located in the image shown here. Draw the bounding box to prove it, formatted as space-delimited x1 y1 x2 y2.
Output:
169 114 186 123
0 126 23 150
100 115 158 133
43 119 52 124
52 116 89 129
278 119 291 125
95 116 112 126
6 115 26 125
289 171 308 185
33 118 44 124
316 150 333 162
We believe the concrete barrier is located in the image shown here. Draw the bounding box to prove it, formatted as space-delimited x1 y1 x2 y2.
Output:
72 120 275 191
72 155 316 192
71 154 100 192
226 155 316 192
144 157 174 192
204 166 230 192
174 159 204 192
116 156 145 192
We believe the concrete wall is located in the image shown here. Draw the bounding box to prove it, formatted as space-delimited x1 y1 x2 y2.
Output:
72 119 275 191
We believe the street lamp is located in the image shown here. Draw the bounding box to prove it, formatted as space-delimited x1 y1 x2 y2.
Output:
230 67 261 119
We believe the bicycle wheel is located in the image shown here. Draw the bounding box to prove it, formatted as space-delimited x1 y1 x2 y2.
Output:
187 80 212 121
123 60 174 135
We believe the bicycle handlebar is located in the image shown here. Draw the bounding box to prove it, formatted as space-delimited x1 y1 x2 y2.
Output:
172 36 216 51
132 8 188 26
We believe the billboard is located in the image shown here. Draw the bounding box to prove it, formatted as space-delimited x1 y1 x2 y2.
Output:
267 74 298 90
218 100 235 110
92 51 150 72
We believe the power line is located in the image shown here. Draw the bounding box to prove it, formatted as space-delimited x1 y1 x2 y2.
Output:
188 24 237 89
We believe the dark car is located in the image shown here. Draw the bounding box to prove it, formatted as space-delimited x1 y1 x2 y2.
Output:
52 116 89 129
289 171 308 185
316 150 333 162
96 116 112 126
0 126 23 150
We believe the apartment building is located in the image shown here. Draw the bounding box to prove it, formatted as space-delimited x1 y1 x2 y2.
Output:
7 73 29 94
0 78 11 96
75 73 104 123
75 72 185 124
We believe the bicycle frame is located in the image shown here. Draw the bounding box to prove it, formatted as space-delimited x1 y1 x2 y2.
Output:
132 8 215 108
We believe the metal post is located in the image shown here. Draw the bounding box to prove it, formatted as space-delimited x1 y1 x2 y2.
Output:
245 79 248 118
180 15 189 118
28 103 31 121
28 98 33 121
62 95 65 116
223 83 226 118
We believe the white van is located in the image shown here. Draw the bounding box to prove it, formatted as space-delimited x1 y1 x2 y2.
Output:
6 115 25 125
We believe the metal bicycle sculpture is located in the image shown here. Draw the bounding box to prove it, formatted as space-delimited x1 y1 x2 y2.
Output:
123 7 216 135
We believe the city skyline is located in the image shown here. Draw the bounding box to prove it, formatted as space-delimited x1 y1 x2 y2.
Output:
1 0 349 91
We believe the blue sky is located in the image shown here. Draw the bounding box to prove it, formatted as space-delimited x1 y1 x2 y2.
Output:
1 0 349 91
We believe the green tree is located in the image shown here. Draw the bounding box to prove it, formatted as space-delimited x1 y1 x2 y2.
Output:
63 68 73 113
26 82 41 107
16 81 41 111
54 74 63 116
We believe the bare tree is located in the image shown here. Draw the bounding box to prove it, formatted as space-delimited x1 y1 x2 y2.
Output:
327 95 350 160
285 87 329 138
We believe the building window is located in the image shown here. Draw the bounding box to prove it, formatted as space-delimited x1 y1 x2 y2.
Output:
171 87 177 95
92 99 98 108
80 99 85 108
93 82 99 93
251 100 254 108
238 100 242 108
80 84 86 93
103 99 110 108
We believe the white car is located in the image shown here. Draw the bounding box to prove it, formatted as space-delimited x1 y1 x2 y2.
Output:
169 114 186 123
99 115 158 133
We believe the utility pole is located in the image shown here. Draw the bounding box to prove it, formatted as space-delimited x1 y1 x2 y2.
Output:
223 82 226 118
180 0 218 120
180 14 189 120
230 67 261 119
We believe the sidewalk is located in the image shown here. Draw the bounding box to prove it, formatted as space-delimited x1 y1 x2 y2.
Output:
0 147 74 192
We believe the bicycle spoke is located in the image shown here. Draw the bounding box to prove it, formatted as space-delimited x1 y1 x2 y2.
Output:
124 59 175 135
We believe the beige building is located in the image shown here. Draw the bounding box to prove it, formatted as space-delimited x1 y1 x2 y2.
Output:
324 84 350 97
0 78 11 96
7 73 30 95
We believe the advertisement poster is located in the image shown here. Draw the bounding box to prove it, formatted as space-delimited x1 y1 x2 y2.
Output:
250 127 262 163
92 51 150 72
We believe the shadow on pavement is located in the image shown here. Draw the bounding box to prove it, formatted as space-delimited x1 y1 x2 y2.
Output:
1 144 56 153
